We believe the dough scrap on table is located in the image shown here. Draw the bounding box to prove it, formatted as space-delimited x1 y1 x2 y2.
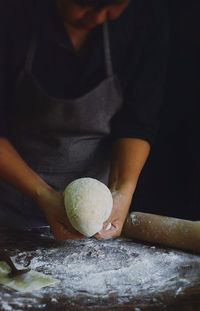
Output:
0 261 59 292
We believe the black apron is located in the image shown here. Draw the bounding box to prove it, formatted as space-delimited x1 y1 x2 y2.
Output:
0 22 123 228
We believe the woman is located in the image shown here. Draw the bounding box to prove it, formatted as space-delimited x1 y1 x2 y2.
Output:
0 0 168 239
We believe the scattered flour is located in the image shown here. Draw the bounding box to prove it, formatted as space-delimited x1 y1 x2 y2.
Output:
0 237 200 310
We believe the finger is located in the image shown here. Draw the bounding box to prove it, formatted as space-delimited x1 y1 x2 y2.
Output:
52 223 84 241
95 231 116 240
95 218 113 238
59 221 84 238
102 220 111 230
62 215 84 236
95 225 120 240
101 222 117 234
55 230 84 241
102 212 116 229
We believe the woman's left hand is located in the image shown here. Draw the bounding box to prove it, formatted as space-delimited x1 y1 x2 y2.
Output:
95 190 132 240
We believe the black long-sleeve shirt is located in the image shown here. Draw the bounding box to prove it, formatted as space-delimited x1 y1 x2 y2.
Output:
0 0 169 145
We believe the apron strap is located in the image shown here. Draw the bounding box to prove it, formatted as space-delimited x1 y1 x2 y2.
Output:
23 1 45 74
24 34 38 74
24 16 113 77
103 22 114 78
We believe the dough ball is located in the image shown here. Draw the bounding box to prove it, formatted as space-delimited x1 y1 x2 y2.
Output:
64 178 113 237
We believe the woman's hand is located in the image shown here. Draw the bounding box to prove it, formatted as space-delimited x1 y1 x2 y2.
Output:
95 138 150 240
35 187 84 241
95 190 132 240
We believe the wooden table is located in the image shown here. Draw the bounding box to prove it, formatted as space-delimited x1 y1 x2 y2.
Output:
0 227 200 311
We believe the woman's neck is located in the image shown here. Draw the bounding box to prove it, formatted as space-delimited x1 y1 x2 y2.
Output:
64 23 91 52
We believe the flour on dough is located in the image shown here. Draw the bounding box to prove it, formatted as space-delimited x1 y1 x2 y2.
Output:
64 178 113 237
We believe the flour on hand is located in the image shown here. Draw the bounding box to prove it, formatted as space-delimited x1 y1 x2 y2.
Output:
64 178 113 237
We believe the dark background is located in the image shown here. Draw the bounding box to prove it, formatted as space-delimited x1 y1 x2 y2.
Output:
133 0 200 220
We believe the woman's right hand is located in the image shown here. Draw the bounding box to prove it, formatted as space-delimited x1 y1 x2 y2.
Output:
0 138 83 240
35 187 84 241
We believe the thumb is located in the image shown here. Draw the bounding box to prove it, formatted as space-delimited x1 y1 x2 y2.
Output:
102 210 115 230
102 219 112 230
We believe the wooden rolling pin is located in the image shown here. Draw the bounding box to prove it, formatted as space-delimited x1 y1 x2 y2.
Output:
122 212 200 253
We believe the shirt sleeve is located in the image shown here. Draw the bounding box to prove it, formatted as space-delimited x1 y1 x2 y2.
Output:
111 1 169 146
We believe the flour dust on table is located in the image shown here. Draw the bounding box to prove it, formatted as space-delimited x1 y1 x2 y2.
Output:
0 237 200 310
